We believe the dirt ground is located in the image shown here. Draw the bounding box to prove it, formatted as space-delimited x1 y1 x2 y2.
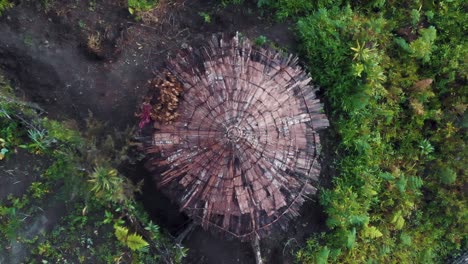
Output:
0 1 330 263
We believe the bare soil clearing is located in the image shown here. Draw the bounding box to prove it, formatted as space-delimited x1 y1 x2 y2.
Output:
0 1 329 263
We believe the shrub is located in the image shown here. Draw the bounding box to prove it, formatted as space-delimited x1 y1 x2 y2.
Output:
88 166 125 203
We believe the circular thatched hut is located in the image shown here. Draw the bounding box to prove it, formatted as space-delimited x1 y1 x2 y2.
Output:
140 33 329 241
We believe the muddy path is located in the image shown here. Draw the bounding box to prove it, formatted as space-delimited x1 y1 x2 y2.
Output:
0 1 328 263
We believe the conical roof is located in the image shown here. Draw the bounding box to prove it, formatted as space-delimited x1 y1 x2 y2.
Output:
142 34 329 241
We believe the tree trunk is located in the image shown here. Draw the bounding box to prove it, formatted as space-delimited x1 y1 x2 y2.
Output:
252 235 263 264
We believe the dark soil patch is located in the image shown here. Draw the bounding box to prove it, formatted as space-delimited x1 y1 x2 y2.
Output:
0 1 327 263
0 149 52 200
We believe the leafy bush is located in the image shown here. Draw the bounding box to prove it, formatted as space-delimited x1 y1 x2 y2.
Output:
88 166 125 202
409 26 437 63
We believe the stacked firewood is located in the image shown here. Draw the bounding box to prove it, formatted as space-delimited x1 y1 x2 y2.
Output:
137 72 183 128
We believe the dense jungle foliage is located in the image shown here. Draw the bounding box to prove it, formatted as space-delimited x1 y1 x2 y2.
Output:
253 0 467 263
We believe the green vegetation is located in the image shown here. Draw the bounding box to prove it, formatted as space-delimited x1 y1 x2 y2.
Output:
114 224 149 251
0 0 13 16
254 35 268 46
257 0 312 20
254 0 466 263
0 74 185 263
127 0 158 15
198 11 212 23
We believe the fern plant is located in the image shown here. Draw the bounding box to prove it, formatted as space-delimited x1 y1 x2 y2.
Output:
114 224 149 251
438 167 457 185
